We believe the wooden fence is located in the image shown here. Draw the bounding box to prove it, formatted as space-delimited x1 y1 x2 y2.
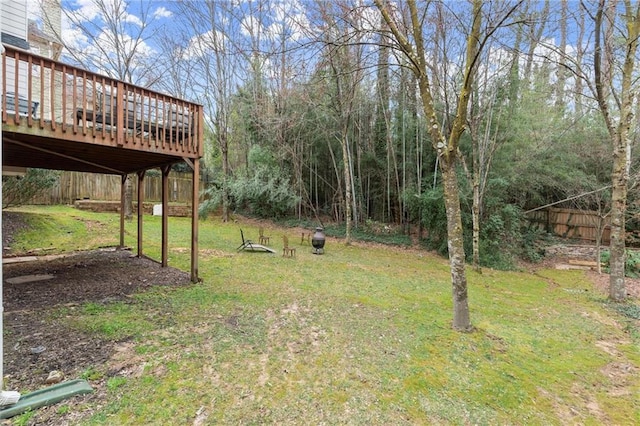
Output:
24 177 614 245
28 171 197 204
527 207 611 244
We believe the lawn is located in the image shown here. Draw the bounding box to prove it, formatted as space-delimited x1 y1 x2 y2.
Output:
4 206 640 425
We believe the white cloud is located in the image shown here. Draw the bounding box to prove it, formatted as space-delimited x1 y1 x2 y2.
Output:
153 6 172 19
26 0 44 21
183 30 228 60
240 14 264 39
69 0 103 22
123 13 143 26
268 0 311 43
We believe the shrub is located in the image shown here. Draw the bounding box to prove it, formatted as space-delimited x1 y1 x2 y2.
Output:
600 249 640 278
2 168 60 209
228 167 299 218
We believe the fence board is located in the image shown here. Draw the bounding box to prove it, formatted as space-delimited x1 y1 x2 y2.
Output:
27 171 196 204
527 207 610 244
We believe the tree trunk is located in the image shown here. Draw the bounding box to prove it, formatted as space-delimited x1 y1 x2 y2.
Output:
609 148 627 300
472 173 481 272
441 159 471 330
342 135 353 244
592 0 640 302
221 136 230 222
554 0 568 108
375 0 487 332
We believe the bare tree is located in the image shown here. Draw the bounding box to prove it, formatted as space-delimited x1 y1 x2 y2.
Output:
174 0 250 222
55 0 162 86
374 0 483 331
374 0 522 331
317 1 367 244
592 0 640 301
52 0 167 220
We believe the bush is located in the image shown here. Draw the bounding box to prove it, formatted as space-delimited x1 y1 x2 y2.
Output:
199 146 300 219
228 167 299 218
601 249 640 278
478 205 522 270
417 187 449 255
2 168 60 209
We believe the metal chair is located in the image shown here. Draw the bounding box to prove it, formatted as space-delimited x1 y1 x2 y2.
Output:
237 229 275 253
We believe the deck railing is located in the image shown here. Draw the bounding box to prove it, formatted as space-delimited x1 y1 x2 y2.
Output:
1 44 203 158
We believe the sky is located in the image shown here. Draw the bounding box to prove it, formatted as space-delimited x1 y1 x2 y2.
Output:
20 0 619 113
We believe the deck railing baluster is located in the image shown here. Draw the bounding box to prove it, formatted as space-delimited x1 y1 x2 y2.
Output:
2 45 203 159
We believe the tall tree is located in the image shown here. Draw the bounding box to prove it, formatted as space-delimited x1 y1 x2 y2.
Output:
374 0 484 331
318 2 366 244
56 0 161 86
176 0 248 222
592 0 640 301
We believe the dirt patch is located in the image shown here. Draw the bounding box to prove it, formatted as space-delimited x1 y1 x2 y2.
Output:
585 270 640 299
2 211 29 254
1 212 191 424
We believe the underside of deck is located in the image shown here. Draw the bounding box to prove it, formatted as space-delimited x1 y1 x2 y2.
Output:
2 120 194 175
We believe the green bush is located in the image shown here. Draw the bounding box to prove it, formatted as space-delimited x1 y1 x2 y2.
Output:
199 146 300 219
231 146 299 218
600 249 640 278
478 205 522 270
2 168 60 209
417 187 449 255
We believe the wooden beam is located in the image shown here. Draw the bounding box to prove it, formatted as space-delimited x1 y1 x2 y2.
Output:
191 158 199 283
116 82 124 147
4 137 125 174
119 174 126 248
182 157 194 171
161 165 171 267
137 171 145 257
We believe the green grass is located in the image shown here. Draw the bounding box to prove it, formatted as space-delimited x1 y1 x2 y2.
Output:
5 206 640 425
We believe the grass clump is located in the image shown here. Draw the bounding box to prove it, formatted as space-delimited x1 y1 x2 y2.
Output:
72 302 159 340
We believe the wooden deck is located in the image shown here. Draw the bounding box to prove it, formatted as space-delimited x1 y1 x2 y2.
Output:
2 44 203 282
2 44 204 174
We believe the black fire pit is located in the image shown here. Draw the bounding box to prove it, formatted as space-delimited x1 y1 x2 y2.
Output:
312 227 325 255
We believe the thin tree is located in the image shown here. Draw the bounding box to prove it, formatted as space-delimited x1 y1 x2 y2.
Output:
592 0 640 301
374 0 484 331
375 0 522 330
175 0 248 222
326 39 360 245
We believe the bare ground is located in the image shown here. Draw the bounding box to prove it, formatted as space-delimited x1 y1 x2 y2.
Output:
2 212 191 424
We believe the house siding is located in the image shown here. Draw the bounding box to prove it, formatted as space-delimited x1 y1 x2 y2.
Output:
2 0 30 115
1 0 28 40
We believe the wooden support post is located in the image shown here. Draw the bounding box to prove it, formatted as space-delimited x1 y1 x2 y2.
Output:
119 174 126 248
116 82 124 146
137 170 145 257
161 165 171 267
191 158 199 282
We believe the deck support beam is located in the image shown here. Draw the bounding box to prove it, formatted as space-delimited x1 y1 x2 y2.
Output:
119 174 126 248
161 165 171 267
191 158 199 282
137 170 145 258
